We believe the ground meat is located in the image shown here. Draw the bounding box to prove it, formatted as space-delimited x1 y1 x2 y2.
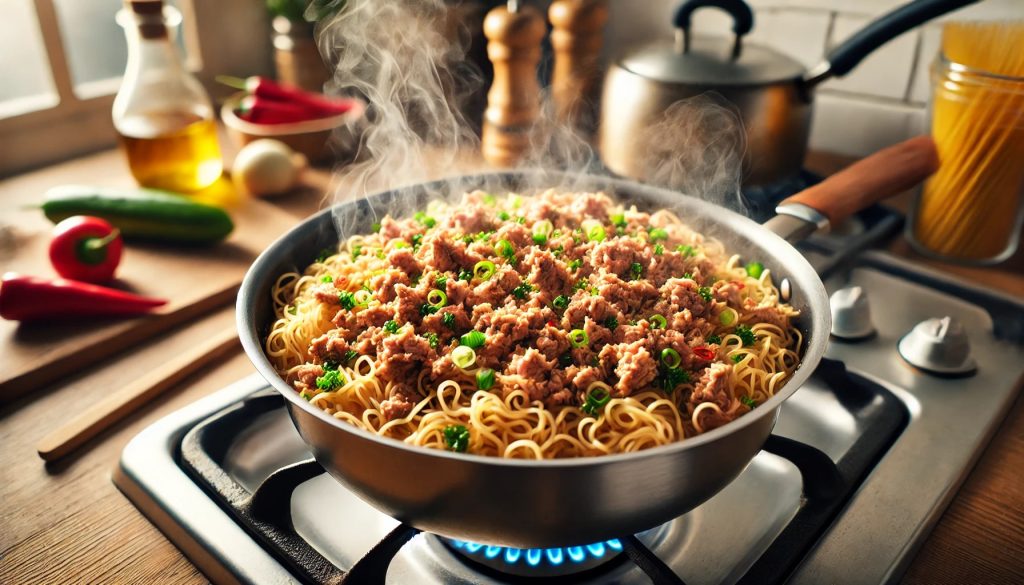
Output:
594 274 659 311
421 305 470 338
421 231 481 273
742 301 790 329
446 205 493 233
475 306 532 365
660 278 710 316
470 265 522 307
713 281 743 307
535 327 570 361
571 366 604 392
388 247 422 276
287 364 323 393
393 284 427 324
590 238 652 279
376 326 435 382
563 294 619 329
380 384 418 421
613 340 658 396
312 283 340 304
308 331 352 364
692 363 733 408
493 223 532 248
356 304 394 329
378 216 409 239
369 270 410 303
523 249 571 298
506 349 565 404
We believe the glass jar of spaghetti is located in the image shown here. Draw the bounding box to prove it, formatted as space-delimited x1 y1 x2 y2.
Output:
908 49 1024 264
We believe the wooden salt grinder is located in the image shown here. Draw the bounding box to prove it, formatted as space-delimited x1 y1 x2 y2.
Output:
549 0 608 130
481 2 546 167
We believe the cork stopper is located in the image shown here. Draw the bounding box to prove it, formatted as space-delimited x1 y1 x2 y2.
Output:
126 0 167 39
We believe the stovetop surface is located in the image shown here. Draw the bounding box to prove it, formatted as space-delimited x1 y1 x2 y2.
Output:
114 208 1024 585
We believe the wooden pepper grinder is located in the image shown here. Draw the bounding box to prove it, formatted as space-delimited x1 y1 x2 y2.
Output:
482 1 546 167
549 0 608 131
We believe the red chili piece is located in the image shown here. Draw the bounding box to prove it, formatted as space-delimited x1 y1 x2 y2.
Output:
49 216 123 283
237 95 325 125
693 346 715 361
244 76 354 115
0 273 166 322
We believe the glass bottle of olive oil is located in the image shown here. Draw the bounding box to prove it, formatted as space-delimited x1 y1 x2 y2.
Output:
113 0 222 192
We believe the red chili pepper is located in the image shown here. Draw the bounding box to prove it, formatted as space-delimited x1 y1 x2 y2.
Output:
49 216 123 283
693 346 716 361
547 320 557 328
0 273 166 322
236 95 328 125
219 75 354 116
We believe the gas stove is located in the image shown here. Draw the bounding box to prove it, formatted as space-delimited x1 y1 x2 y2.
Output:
114 208 1024 585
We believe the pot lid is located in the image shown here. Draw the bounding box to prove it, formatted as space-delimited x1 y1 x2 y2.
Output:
619 34 807 87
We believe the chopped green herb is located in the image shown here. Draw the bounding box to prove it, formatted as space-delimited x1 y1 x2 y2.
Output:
498 210 510 221
383 320 400 334
481 193 497 206
532 233 548 245
698 286 713 302
707 334 722 345
745 261 765 279
342 349 359 363
321 275 333 283
419 303 439 316
300 392 312 400
460 330 486 348
580 386 611 416
676 244 695 257
351 244 363 259
315 247 334 263
573 278 589 291
552 295 570 310
371 222 381 233
603 316 618 330
393 241 409 249
568 259 583 272
435 275 448 289
442 312 457 329
424 332 439 349
550 230 562 239
516 216 527 225
338 291 357 310
735 325 756 346
649 227 669 241
443 424 470 452
731 353 745 363
654 244 664 255
658 367 691 392
410 233 423 249
610 213 627 228
476 368 496 391
552 245 564 257
512 283 534 299
682 272 693 280
630 262 643 280
315 368 345 391
413 212 436 228
377 250 385 259
458 268 473 281
495 239 515 261
740 395 756 408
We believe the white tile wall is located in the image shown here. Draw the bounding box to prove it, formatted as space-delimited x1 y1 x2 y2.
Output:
603 0 1024 157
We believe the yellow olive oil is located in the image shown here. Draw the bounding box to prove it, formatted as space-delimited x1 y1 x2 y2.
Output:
118 111 223 192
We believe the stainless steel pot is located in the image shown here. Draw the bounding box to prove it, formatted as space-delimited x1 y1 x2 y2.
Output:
599 0 976 188
237 137 937 548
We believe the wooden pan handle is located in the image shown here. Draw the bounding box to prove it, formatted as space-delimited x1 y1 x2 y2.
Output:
549 0 608 128
780 135 939 226
36 329 239 462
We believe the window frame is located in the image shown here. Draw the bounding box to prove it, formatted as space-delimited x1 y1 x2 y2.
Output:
0 0 274 178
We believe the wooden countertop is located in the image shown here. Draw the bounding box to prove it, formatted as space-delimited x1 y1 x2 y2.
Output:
1 148 1022 584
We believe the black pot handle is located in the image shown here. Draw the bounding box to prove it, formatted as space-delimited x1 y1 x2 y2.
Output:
803 0 981 88
672 0 754 60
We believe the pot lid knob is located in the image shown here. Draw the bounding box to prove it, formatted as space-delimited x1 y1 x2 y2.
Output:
898 316 977 376
673 0 753 59
829 286 875 340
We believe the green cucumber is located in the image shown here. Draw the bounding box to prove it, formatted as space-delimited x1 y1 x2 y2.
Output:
42 185 234 244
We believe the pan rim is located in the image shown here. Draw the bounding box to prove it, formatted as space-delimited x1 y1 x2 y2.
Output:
236 170 830 469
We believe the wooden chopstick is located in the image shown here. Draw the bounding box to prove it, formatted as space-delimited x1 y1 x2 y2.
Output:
36 328 240 462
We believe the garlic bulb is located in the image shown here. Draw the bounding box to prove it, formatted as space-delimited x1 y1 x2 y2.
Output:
232 139 306 196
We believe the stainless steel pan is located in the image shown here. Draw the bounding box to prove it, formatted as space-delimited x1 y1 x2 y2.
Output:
237 137 936 548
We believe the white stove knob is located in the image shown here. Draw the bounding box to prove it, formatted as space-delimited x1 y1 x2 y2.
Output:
830 286 875 340
898 316 977 376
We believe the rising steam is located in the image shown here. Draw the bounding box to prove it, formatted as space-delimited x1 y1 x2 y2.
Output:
315 0 746 231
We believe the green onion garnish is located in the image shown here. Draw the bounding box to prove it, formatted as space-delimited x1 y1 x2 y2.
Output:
460 330 486 349
654 244 664 255
660 348 682 369
676 244 695 257
580 385 611 416
351 244 363 259
419 304 439 316
740 395 756 408
533 219 554 238
516 216 526 224
443 424 470 452
427 289 448 308
342 349 359 363
300 392 312 400
731 353 745 363
473 260 496 280
745 261 764 279
287 305 297 315
568 259 583 272
532 233 548 245
413 211 437 228
511 283 534 299
569 329 589 348
659 368 691 392
435 275 448 289
321 275 333 283
442 312 457 329
719 308 738 326
707 334 722 344
552 295 569 310
383 320 400 334
393 241 409 249
425 332 439 349
630 262 643 280
603 316 618 330
458 268 473 281
586 224 606 242
610 213 627 227
315 367 345 391
649 314 667 329
371 223 381 233
482 193 496 206
338 291 357 310
698 286 713 302
495 239 515 260
498 210 510 221
649 227 669 241
476 368 496 390
452 345 477 369
735 325 756 346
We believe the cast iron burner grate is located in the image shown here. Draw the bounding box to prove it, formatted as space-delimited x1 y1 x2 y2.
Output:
178 358 906 585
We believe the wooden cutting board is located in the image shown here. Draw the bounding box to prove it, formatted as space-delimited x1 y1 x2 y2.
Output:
0 149 302 404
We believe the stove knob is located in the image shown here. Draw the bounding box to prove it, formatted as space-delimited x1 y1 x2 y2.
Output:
898 316 977 376
829 286 875 340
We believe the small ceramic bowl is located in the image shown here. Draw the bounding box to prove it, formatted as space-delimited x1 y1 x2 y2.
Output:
221 92 366 165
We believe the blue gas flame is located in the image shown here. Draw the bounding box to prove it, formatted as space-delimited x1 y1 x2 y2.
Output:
449 538 624 568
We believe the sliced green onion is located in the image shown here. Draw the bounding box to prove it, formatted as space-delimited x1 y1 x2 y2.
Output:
698 286 713 302
745 261 764 279
451 345 477 369
371 223 381 233
392 241 409 249
707 334 722 345
473 260 496 280
654 243 664 255
460 330 486 349
649 314 667 329
442 312 457 329
581 383 612 415
740 395 756 408
532 233 548 245
481 193 497 206
383 320 400 334
498 210 510 221
610 213 627 227
552 295 569 310
427 289 448 308
510 194 523 209
568 259 583 272
603 316 618 330
435 275 448 288
719 307 738 326
321 275 333 283
676 244 695 257
569 329 589 348
512 283 534 299
586 223 606 242
660 348 682 369
476 368 496 390
413 211 437 228
648 227 669 241
353 289 373 307
731 353 745 363
630 262 643 280
533 219 554 237
425 332 439 349
495 239 515 260
443 424 470 452
735 324 756 346
338 291 357 310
